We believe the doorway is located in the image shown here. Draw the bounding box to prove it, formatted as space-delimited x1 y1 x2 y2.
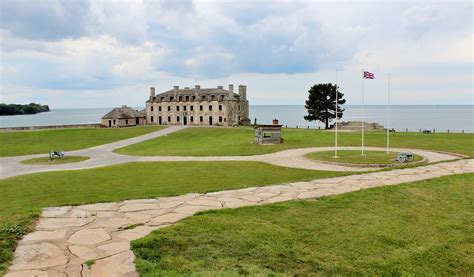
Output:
183 116 187 126
209 116 213 126
108 120 111 127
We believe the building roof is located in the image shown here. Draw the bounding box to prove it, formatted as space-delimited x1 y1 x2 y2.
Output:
102 106 144 119
148 87 241 103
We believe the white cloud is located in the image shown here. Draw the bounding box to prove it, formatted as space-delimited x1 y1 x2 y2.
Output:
0 0 472 107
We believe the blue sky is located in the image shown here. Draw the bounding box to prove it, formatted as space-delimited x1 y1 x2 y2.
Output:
0 0 472 108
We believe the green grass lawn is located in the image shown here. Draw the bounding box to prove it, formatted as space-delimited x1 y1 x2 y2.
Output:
132 173 474 276
305 150 423 165
0 126 165 157
20 156 90 165
115 127 474 157
0 161 349 274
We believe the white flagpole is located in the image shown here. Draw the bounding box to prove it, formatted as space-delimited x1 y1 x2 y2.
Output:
386 73 391 154
334 69 339 158
361 70 365 155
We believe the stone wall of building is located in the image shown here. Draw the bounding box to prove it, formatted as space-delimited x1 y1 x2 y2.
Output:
145 84 249 127
101 117 145 128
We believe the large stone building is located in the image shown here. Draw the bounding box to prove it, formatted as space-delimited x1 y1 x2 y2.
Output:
146 84 249 126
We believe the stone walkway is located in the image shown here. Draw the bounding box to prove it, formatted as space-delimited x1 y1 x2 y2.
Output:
6 159 473 277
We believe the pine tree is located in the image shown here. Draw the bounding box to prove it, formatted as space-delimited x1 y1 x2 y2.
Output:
304 83 346 129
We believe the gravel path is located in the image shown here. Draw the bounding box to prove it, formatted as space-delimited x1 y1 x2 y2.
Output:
5 159 473 277
0 125 463 179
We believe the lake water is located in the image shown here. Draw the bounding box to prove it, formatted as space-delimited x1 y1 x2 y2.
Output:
0 105 472 132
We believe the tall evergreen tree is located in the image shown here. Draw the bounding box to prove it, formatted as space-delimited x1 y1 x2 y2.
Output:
304 83 346 129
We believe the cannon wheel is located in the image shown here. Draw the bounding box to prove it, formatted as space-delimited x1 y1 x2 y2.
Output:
398 155 406 163
406 155 414 162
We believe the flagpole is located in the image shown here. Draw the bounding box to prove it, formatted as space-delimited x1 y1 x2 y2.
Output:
386 73 391 154
335 72 338 158
361 70 365 156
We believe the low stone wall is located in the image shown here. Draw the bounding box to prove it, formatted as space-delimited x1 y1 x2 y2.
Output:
0 123 101 132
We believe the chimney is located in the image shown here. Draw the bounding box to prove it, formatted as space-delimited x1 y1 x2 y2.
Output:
173 86 179 99
217 85 223 89
195 85 200 97
272 119 279 125
228 84 234 99
238 85 247 101
150 87 155 97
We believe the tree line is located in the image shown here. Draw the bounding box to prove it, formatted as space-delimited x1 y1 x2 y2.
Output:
0 103 50 116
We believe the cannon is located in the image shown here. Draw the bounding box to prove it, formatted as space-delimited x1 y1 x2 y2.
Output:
49 150 65 160
396 152 414 163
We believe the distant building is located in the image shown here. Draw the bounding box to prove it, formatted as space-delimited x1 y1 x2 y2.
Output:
101 105 145 128
146 84 250 126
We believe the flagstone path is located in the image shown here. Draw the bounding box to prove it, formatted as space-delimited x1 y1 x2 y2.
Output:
6 159 473 277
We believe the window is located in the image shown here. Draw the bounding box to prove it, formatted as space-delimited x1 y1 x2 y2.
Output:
125 119 129 125
219 116 223 122
238 105 241 111
167 106 171 111
190 106 194 111
200 116 203 122
178 96 182 101
150 106 154 111
219 105 222 111
168 116 171 122
113 120 116 125
191 96 195 101
177 106 180 111
186 96 189 101
170 96 174 101
200 105 203 111
158 106 162 112
184 106 187 111
177 116 180 122
151 116 154 122
209 105 212 111
190 116 194 122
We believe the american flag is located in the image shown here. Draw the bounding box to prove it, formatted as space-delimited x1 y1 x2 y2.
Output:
363 71 375 79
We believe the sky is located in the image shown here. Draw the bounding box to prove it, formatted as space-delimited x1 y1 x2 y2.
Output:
0 0 472 108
